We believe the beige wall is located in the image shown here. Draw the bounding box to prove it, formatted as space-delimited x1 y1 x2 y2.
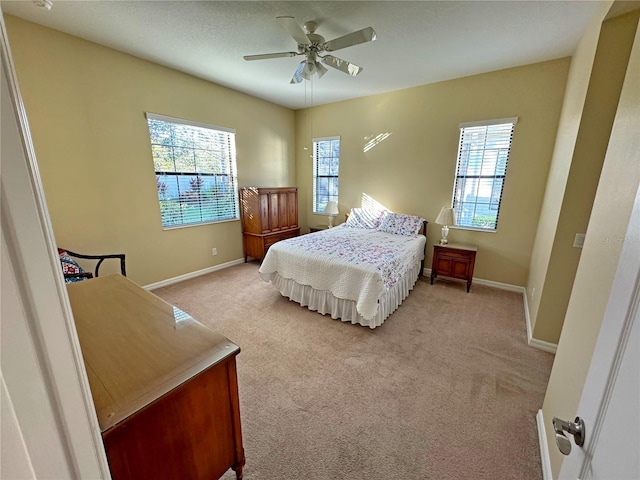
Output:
4 16 572 290
543 12 640 476
527 7 639 345
5 16 296 286
296 60 570 286
526 2 612 337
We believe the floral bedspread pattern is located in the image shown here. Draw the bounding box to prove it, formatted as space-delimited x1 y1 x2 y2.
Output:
258 225 426 320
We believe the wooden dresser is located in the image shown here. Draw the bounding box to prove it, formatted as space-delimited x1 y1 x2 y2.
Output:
239 187 300 261
67 275 245 480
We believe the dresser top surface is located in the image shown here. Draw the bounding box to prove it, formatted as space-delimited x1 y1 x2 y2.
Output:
67 275 239 432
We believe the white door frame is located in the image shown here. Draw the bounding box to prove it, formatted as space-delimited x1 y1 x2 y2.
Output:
1 11 110 478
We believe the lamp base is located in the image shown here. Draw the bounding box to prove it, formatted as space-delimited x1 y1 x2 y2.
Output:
328 215 335 228
439 225 450 245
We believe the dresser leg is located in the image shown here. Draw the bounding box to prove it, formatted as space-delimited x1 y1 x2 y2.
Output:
234 459 245 480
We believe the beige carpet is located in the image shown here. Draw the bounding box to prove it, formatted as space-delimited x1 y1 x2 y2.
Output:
154 262 554 480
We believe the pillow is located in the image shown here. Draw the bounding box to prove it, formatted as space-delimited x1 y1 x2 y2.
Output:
344 208 386 229
58 249 84 276
378 212 424 237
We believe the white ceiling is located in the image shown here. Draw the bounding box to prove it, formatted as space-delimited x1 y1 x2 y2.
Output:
2 1 602 110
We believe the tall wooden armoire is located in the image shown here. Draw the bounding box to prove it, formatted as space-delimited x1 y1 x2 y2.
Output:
239 187 299 261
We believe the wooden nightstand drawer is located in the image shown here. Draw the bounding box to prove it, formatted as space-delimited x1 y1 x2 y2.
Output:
435 248 471 260
430 243 477 292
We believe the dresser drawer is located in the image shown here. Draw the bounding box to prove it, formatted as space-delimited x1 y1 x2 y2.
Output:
264 229 300 248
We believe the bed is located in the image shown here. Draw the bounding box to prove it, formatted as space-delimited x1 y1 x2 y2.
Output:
258 209 427 328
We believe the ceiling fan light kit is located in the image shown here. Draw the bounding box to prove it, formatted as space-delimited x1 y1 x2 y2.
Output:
244 16 376 84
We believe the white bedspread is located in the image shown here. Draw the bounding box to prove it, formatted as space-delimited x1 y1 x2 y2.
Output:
258 226 426 320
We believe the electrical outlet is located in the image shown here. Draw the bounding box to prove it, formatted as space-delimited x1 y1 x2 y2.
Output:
211 248 217 256
532 287 536 298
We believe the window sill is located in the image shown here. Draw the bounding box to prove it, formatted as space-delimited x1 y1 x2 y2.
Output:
162 217 240 231
450 226 497 233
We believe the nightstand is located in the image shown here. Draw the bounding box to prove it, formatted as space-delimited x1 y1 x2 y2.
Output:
430 243 477 292
309 225 329 233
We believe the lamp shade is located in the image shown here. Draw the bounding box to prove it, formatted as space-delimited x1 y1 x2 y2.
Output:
324 201 339 215
435 207 456 226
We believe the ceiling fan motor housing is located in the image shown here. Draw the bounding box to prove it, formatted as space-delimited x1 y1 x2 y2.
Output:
303 33 326 53
303 21 318 34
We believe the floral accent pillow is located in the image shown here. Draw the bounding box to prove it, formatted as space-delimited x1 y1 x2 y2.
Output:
58 249 84 275
377 212 424 237
344 208 386 229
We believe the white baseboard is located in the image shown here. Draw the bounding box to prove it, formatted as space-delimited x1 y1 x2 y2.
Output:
424 267 558 353
423 268 524 292
523 289 558 354
144 258 245 290
528 336 558 354
536 409 554 480
472 276 526 293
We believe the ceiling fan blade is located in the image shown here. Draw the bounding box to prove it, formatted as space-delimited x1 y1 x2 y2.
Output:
290 61 305 84
324 27 376 52
277 16 309 46
244 51 299 61
322 55 364 76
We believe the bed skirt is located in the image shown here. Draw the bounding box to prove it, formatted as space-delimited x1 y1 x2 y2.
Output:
260 262 422 329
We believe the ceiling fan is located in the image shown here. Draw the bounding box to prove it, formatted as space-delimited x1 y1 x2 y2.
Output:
243 16 377 84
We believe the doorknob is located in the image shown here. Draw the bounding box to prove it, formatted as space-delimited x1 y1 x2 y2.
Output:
552 416 585 455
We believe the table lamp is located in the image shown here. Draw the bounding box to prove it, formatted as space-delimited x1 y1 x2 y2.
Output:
324 201 339 228
435 207 456 245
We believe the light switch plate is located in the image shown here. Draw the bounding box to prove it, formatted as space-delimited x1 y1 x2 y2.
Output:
573 233 586 248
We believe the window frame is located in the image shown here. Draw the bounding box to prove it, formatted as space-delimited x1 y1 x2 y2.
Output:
312 136 340 214
145 112 240 230
451 117 518 232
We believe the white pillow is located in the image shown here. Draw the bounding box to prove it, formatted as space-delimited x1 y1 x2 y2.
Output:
344 208 386 229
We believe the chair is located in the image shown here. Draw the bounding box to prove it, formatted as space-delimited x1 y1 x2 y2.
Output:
58 248 126 283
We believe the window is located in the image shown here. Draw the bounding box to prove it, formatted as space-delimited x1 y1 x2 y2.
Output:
146 113 239 229
452 118 517 231
312 136 340 213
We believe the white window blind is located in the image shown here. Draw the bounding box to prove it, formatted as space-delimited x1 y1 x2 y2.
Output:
452 118 517 231
312 136 340 213
146 113 239 229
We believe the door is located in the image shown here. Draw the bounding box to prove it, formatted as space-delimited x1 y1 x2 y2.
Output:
557 192 639 479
